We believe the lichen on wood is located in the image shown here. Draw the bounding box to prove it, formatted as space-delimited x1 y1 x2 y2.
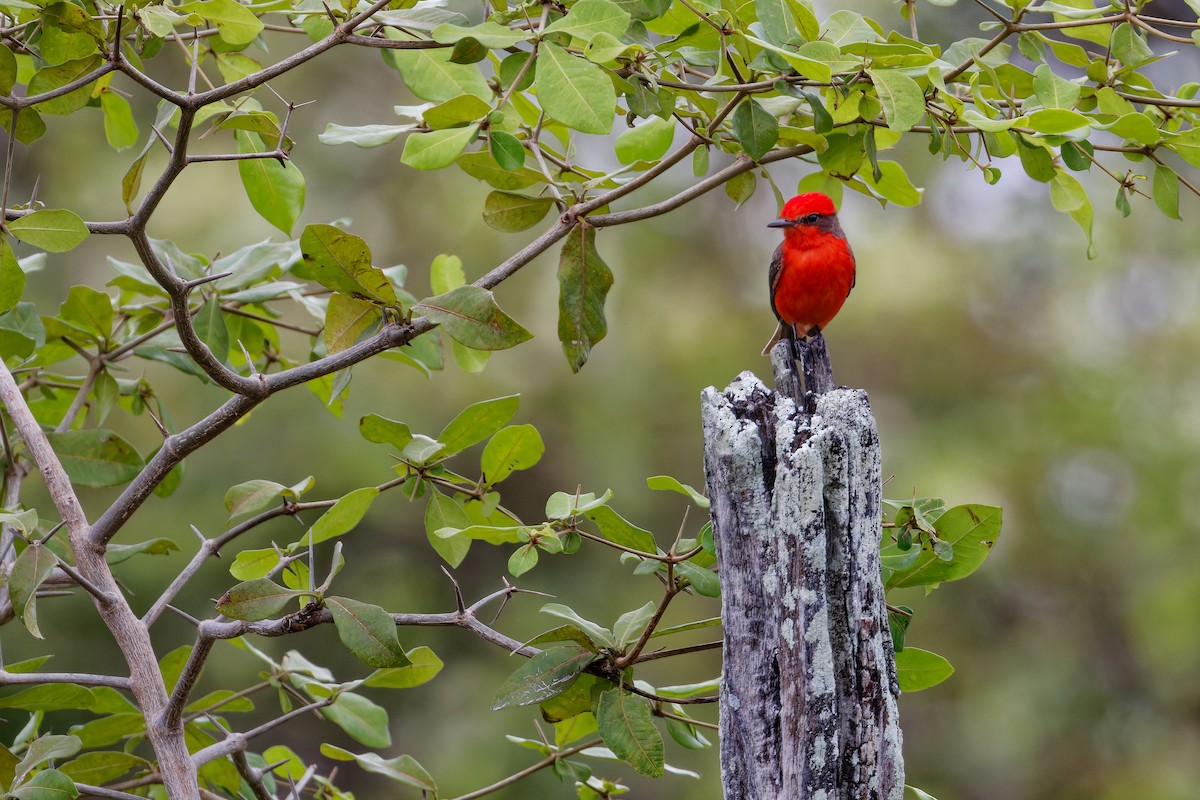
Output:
701 340 903 800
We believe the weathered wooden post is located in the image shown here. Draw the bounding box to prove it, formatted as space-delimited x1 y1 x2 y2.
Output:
700 336 904 800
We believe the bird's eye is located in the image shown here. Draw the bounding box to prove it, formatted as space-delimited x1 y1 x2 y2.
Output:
803 213 821 225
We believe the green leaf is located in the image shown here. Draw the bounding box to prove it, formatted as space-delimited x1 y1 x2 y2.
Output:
175 0 263 45
544 0 632 41
236 131 305 235
424 94 492 129
324 292 382 355
888 606 912 652
1048 168 1087 213
1111 21 1154 68
8 543 57 638
14 736 81 786
8 210 89 253
319 746 435 792
584 505 657 552
365 646 445 688
1152 163 1181 220
508 544 539 576
1 107 46 145
613 601 656 648
415 285 533 350
646 475 709 508
71 714 144 749
894 647 954 691
676 561 721 597
489 130 525 171
541 603 615 648
318 123 415 148
614 115 674 165
100 90 138 151
887 505 1001 589
860 160 922 206
194 299 229 365
58 285 113 341
1060 139 1092 171
327 596 410 668
457 150 543 189
481 424 544 483
323 693 392 748
557 225 614 372
482 191 556 232
297 224 397 304
105 537 180 565
868 68 925 131
731 98 778 161
724 170 756 208
438 394 520 455
301 486 379 545
224 479 289 520
215 578 303 621
59 752 145 786
431 21 530 48
229 548 279 580
1015 137 1055 182
1026 108 1091 135
1106 112 1160 145
44 429 142 488
388 39 492 103
1031 64 1080 110
401 125 479 170
535 43 616 135
360 414 414 451
0 44 16 95
0 239 26 314
425 491 472 566
755 0 800 46
11 768 79 800
41 3 102 64
492 646 598 710
596 688 664 777
27 56 102 115
0 684 96 712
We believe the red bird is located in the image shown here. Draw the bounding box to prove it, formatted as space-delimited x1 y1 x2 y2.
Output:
762 192 857 356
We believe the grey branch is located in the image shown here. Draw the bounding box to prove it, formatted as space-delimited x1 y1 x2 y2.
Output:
0 351 202 800
0 669 132 690
191 697 333 767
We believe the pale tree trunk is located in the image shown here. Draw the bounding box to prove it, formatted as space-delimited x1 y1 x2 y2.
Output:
701 337 904 800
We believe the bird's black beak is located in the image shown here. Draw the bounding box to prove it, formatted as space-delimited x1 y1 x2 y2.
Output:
767 218 796 228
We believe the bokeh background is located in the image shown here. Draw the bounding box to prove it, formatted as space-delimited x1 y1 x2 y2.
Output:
4 1 1200 798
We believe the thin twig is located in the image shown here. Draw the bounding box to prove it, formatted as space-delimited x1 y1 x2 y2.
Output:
448 739 602 800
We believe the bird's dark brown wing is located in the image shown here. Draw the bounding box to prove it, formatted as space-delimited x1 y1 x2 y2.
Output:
768 243 784 322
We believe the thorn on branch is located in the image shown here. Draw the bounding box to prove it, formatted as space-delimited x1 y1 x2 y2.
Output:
181 271 232 292
151 125 174 153
442 565 466 614
165 603 201 626
38 520 67 544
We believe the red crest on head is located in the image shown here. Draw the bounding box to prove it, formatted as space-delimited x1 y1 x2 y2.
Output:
780 192 837 219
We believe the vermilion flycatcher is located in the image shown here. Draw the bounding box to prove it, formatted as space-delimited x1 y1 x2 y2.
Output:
762 192 856 356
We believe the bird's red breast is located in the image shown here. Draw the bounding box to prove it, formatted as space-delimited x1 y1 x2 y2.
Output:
768 192 856 338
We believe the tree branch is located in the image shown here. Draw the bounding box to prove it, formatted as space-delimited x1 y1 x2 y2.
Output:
448 739 602 800
0 669 132 689
190 697 333 767
0 352 201 800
